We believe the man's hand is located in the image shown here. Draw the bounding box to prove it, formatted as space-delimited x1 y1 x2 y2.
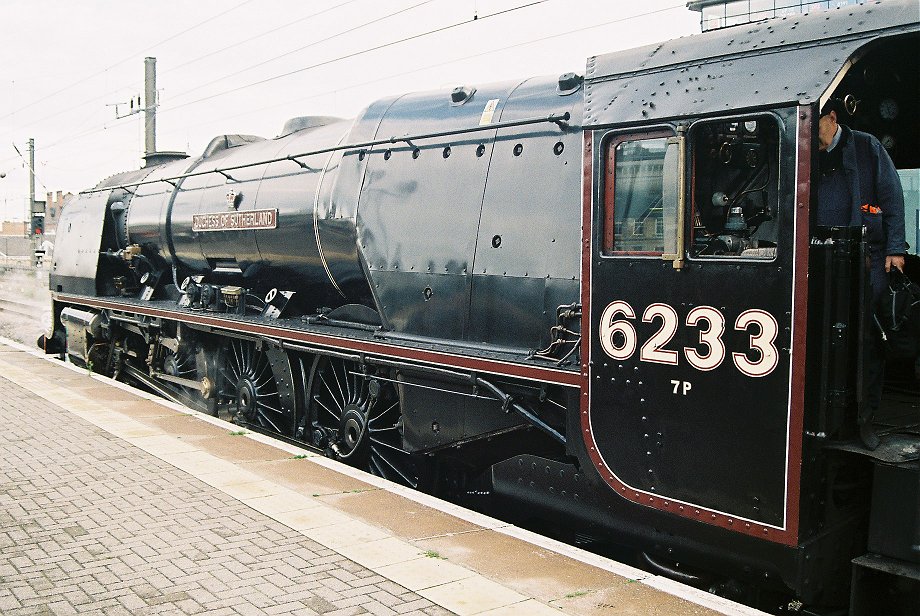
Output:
886 254 905 272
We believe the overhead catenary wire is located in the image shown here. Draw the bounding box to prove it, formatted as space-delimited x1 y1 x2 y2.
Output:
0 0 419 149
0 2 686 168
1 0 551 161
159 2 686 140
0 0 362 168
11 143 49 192
0 0 442 165
166 0 437 102
0 0 253 134
166 0 363 74
158 0 550 114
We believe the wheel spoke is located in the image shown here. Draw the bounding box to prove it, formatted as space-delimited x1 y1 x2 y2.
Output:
369 400 399 425
255 406 282 432
340 362 352 404
370 449 417 488
232 340 243 374
255 354 272 384
313 395 340 421
368 454 388 479
369 436 408 454
319 372 344 411
347 366 359 405
369 425 398 433
331 360 347 406
175 354 195 377
255 372 277 393
228 349 241 381
254 397 283 412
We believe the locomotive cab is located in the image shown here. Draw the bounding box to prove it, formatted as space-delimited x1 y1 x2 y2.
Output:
581 4 918 610
805 32 920 613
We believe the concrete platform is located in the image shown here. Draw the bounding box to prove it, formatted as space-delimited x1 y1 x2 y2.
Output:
0 339 767 616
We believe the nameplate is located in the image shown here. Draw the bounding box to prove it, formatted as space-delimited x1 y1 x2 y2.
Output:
192 208 278 232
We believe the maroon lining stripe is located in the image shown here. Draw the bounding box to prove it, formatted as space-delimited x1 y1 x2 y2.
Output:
53 294 582 387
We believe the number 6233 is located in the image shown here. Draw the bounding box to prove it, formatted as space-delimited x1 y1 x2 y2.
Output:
597 300 780 378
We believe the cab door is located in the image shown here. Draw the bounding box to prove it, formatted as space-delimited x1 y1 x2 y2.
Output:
583 109 801 541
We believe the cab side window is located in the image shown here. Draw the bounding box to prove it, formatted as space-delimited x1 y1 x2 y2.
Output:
603 132 674 255
689 116 780 259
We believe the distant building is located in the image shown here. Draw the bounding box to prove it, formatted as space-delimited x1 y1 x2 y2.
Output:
44 190 74 236
1 221 27 236
0 190 73 257
687 0 862 31
0 226 30 258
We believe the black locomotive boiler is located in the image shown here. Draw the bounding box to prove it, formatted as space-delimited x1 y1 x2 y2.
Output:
44 2 919 613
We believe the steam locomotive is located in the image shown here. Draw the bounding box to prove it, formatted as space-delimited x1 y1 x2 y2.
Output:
44 2 919 613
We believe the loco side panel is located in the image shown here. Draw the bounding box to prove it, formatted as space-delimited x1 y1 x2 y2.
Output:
470 76 583 350
353 82 519 342
353 77 583 349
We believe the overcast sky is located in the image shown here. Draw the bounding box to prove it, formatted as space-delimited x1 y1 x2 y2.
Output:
0 0 700 220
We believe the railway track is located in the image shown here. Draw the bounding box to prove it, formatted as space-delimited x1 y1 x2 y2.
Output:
0 294 47 319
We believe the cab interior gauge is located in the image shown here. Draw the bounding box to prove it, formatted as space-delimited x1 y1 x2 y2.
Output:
879 98 899 120
880 134 896 150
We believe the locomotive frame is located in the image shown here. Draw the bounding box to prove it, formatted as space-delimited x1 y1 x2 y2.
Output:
44 2 919 613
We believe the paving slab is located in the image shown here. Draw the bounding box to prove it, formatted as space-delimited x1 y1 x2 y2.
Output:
336 536 431 569
419 577 528 616
420 529 629 603
115 398 187 418
148 413 233 438
243 458 378 496
194 433 297 462
317 489 484 540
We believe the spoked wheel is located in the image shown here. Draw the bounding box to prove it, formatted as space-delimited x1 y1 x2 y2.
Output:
220 339 294 433
306 356 421 489
160 347 213 412
162 348 196 382
135 342 218 415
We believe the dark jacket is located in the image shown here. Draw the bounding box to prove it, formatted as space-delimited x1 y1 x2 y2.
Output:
839 125 906 256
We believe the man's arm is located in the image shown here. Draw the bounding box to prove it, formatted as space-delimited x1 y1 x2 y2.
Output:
874 139 906 270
